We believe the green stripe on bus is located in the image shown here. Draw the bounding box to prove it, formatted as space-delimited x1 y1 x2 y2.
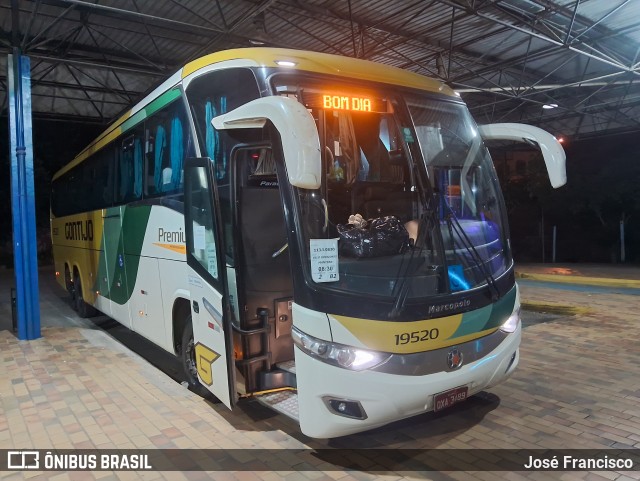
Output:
101 205 152 305
120 88 182 135
146 88 182 118
120 109 147 134
451 286 517 338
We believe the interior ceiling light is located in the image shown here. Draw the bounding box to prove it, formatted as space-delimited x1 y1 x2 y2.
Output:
542 103 558 109
275 60 297 67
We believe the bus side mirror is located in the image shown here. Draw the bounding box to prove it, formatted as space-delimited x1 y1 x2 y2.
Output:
211 96 321 189
478 123 567 188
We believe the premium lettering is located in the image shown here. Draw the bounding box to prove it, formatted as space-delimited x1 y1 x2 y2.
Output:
158 227 185 243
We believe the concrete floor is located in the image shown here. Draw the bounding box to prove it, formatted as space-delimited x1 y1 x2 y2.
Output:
1 264 639 480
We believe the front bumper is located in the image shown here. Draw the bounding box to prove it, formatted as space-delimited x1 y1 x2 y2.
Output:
295 325 521 438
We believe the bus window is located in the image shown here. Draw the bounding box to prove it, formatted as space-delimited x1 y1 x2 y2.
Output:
144 98 193 197
186 68 260 183
186 68 261 264
116 123 144 204
188 166 220 282
84 149 114 211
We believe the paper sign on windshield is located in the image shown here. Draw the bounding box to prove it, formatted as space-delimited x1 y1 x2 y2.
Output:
310 238 339 283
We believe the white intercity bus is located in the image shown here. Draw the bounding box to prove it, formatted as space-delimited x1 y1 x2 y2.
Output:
51 48 566 438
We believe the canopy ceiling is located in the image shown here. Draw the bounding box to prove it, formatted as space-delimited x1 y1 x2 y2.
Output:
1 0 639 139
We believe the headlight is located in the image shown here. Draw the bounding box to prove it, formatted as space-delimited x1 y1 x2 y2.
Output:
500 308 521 333
292 327 390 371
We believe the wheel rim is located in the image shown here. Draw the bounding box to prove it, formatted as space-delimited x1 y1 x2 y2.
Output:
185 336 199 380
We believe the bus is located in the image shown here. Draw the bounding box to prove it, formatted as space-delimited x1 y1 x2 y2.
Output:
51 48 566 438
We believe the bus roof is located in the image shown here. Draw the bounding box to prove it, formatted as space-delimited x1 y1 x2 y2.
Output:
53 48 455 180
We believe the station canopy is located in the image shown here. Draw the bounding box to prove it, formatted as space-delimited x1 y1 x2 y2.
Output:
1 0 639 140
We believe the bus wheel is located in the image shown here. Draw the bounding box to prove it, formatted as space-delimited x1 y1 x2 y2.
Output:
65 267 74 296
180 320 211 398
74 274 97 318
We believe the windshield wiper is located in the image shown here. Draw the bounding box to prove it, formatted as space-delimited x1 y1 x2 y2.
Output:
443 204 501 301
389 192 439 318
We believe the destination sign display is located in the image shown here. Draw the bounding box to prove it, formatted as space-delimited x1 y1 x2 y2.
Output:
323 95 374 112
303 91 387 113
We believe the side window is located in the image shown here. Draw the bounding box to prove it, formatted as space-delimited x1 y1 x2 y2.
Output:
83 156 98 211
186 68 261 263
186 68 260 182
51 170 77 216
51 147 115 216
98 146 116 207
83 148 114 211
116 121 144 204
145 96 194 197
186 166 220 282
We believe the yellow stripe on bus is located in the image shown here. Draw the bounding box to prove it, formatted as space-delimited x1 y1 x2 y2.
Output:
331 313 497 354
153 243 187 254
182 48 452 95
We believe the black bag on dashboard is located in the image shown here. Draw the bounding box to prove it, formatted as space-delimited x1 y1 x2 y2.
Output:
337 215 409 258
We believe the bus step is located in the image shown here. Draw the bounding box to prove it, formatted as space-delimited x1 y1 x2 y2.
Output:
276 360 296 374
255 390 299 422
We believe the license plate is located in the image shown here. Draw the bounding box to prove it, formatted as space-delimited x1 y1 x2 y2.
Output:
433 386 468 412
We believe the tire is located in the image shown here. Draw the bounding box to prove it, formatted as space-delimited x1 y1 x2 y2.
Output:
74 273 98 318
67 268 77 305
65 267 74 295
180 320 211 398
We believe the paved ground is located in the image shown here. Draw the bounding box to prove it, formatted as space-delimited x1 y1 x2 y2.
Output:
0 264 639 480
515 264 640 288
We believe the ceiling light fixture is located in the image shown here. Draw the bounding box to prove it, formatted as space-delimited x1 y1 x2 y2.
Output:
542 103 558 109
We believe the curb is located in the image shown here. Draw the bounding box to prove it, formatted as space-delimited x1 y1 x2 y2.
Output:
520 301 591 316
515 272 640 289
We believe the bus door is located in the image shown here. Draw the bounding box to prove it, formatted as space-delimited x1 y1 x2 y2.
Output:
183 157 236 409
232 145 295 392
210 96 321 411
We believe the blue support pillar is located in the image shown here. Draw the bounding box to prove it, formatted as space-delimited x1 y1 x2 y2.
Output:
8 50 41 340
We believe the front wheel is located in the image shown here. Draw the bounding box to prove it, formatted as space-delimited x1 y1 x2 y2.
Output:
180 320 213 398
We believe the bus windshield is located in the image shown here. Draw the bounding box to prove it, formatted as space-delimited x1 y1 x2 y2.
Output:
273 77 511 304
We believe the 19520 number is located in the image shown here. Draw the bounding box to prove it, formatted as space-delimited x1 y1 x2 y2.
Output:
394 328 440 345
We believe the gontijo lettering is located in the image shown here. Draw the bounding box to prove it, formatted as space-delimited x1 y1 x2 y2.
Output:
65 220 93 241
